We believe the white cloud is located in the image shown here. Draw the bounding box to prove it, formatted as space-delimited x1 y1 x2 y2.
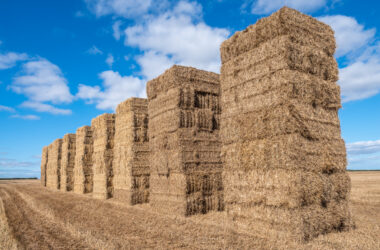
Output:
318 15 380 102
106 53 114 67
11 59 73 104
76 70 145 110
124 1 229 79
20 101 72 115
249 0 328 15
85 0 152 18
319 15 376 58
0 52 28 69
87 46 103 55
347 140 380 155
10 114 40 120
0 105 15 113
112 20 123 40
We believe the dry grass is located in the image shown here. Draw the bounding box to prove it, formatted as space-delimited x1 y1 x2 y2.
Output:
0 171 379 249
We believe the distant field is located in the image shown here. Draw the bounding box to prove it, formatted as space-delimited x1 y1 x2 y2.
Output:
0 171 379 249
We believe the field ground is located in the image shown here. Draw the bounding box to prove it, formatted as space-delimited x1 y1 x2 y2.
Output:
0 171 379 249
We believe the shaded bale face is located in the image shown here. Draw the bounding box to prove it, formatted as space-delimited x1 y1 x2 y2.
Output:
73 126 93 194
220 7 352 241
91 113 115 200
113 98 150 205
46 139 62 190
147 65 223 216
60 134 76 192
40 146 48 186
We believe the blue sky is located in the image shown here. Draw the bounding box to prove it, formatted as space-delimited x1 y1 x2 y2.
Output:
0 0 379 178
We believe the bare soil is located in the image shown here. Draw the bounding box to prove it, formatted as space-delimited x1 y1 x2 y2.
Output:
1 171 379 249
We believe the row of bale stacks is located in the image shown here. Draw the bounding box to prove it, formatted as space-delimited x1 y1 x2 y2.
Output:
60 134 76 192
219 7 352 241
113 98 150 205
40 146 48 186
92 114 115 200
46 139 62 189
147 65 223 216
73 126 93 194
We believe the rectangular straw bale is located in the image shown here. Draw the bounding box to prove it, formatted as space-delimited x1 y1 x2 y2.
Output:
92 113 115 200
222 134 347 173
220 69 341 110
73 126 93 194
220 7 336 63
220 7 352 241
147 65 223 216
60 133 76 192
46 138 62 190
113 98 150 205
40 146 48 186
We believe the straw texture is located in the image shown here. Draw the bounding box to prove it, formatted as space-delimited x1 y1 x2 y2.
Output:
220 6 352 241
46 139 62 190
40 146 48 186
73 126 93 194
147 65 223 216
60 134 76 192
113 98 150 205
92 113 115 200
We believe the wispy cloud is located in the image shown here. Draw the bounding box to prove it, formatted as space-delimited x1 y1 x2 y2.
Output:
87 45 103 55
347 140 380 170
0 52 28 69
0 105 15 113
106 53 114 67
112 20 123 40
20 101 71 115
347 140 380 155
84 0 152 18
10 114 40 120
0 157 38 168
246 0 330 15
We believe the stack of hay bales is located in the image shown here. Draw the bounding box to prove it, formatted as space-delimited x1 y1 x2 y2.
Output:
147 65 223 216
60 133 76 192
219 7 352 241
113 98 150 205
92 113 115 199
40 146 48 186
73 126 93 194
46 138 62 189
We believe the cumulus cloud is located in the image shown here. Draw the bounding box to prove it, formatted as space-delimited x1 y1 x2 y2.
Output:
318 15 380 102
248 0 328 15
319 15 376 58
87 45 103 55
106 53 114 67
0 52 28 69
85 0 152 18
11 59 73 104
76 70 145 110
0 105 15 113
124 0 229 79
10 114 40 120
20 101 72 115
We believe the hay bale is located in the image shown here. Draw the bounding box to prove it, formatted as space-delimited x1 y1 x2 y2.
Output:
113 98 150 205
60 133 76 192
147 65 223 216
40 146 48 186
46 139 62 190
220 7 352 241
73 126 93 194
91 113 115 200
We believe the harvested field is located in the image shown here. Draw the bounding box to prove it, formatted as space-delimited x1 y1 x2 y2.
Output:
0 171 379 249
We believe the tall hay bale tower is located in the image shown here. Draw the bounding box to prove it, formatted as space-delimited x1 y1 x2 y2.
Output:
113 98 150 205
92 113 115 199
147 65 223 216
46 138 62 189
40 146 48 186
60 133 76 192
220 7 352 241
73 126 93 194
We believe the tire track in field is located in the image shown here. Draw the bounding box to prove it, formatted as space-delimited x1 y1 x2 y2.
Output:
0 186 90 249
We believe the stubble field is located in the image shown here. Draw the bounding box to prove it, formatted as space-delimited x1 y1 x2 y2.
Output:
0 171 379 249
